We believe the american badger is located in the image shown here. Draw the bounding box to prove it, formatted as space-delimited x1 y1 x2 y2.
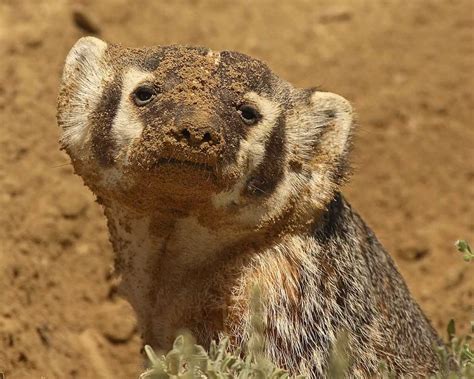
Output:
57 37 442 377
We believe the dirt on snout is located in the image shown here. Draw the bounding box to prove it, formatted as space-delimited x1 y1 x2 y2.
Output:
0 0 473 378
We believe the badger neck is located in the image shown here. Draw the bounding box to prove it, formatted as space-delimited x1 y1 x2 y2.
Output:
101 199 275 345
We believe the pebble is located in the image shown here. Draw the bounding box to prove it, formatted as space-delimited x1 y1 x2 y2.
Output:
96 300 137 343
57 193 88 219
72 7 101 35
319 7 353 23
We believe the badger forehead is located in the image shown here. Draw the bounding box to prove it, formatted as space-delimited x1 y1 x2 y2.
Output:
99 44 278 98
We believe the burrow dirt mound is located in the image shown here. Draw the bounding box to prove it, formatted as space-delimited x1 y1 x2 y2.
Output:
0 0 472 378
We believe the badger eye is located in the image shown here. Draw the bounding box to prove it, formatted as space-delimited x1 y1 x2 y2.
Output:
132 85 156 106
238 104 261 125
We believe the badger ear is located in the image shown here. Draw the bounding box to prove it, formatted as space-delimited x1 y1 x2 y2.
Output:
62 36 108 82
309 90 354 160
290 90 355 185
58 37 109 151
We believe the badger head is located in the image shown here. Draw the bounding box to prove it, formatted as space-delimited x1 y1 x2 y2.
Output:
58 37 354 229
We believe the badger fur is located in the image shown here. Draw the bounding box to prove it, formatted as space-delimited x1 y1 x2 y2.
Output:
57 37 442 377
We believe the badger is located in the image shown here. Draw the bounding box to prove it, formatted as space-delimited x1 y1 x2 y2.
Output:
57 37 442 378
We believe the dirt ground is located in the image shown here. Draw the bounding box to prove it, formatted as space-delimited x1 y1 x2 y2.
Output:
0 0 472 378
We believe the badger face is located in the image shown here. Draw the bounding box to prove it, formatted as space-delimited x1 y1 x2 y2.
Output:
58 37 354 224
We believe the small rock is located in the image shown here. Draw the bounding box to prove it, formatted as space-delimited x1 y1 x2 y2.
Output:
75 243 92 256
72 7 101 35
57 194 88 219
319 7 353 23
24 35 43 49
397 241 430 261
36 325 51 347
96 300 136 343
444 267 466 290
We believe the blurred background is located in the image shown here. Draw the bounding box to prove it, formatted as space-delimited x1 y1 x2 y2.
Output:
0 0 472 378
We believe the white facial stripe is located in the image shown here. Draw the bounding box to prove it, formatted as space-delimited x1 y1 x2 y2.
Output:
112 68 153 154
59 37 109 150
213 92 281 211
236 92 281 171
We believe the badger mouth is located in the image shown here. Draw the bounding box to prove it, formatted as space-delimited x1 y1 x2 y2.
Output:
154 157 215 174
148 155 237 190
125 141 228 187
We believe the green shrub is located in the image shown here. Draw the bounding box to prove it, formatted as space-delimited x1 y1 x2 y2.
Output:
455 240 474 262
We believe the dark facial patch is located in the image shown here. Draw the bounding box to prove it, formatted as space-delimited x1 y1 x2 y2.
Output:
244 114 287 197
141 50 165 71
217 51 274 95
213 93 247 167
89 77 122 166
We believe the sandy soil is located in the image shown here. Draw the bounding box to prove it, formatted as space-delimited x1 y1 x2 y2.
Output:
0 0 473 378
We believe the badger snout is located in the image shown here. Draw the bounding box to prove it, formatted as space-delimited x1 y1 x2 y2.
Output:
164 107 225 165
173 123 221 149
121 92 226 171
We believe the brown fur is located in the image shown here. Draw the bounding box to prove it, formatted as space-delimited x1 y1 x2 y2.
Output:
57 37 442 378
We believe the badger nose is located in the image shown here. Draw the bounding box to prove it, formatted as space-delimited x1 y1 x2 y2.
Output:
175 124 221 148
